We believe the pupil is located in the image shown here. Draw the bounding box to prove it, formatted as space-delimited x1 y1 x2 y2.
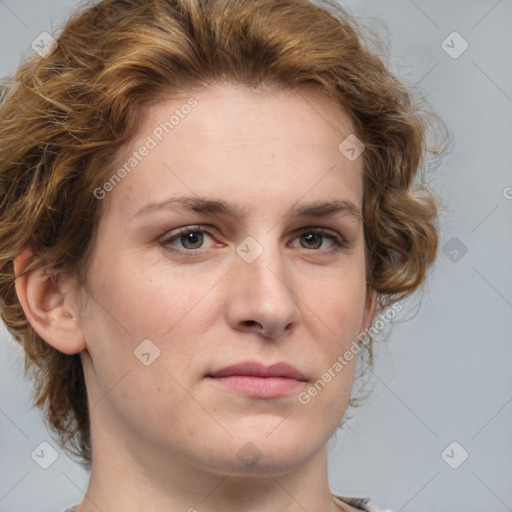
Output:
183 231 202 248
304 233 320 249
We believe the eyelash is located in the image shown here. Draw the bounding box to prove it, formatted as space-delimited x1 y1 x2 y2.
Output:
159 225 348 255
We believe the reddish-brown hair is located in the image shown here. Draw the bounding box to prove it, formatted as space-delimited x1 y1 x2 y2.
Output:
0 0 446 469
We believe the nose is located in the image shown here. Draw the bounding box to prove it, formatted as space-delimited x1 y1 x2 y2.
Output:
226 240 301 339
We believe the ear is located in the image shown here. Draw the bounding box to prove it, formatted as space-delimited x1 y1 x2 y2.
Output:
13 247 86 355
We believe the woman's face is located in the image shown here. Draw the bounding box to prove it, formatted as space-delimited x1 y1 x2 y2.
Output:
77 83 374 475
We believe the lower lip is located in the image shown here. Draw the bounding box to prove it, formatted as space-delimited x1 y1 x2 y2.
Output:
207 376 304 398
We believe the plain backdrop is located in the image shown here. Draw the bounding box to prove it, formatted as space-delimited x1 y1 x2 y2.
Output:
0 1 511 511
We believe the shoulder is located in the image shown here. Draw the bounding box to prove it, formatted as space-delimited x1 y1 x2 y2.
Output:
64 497 389 512
332 493 391 512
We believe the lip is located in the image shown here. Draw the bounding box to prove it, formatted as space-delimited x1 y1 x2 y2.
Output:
208 361 306 381
206 361 307 398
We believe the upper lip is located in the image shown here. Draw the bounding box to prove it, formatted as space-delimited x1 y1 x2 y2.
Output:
208 361 307 381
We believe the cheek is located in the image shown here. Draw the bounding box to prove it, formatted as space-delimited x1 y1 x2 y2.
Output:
85 255 205 335
78 258 210 420
79 255 219 382
303 263 367 339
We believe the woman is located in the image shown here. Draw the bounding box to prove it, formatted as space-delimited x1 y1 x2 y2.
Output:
0 0 444 510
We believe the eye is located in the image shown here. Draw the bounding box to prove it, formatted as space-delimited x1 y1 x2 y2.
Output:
292 228 347 251
159 225 348 256
160 226 216 252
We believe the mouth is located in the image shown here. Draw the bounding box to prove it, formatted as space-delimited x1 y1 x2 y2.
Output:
206 361 307 398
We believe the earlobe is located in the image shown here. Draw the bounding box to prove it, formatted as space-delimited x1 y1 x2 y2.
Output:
13 247 86 355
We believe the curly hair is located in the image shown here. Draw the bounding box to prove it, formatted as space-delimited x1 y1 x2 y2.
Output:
0 0 446 470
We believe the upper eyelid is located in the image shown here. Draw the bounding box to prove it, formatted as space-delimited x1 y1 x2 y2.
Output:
162 224 343 238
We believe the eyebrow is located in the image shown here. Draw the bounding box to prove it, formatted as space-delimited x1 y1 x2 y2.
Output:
131 195 363 222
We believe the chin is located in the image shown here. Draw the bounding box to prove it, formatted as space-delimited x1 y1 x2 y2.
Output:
201 425 325 476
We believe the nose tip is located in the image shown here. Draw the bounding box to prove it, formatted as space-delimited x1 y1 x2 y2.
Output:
228 255 300 340
241 319 292 338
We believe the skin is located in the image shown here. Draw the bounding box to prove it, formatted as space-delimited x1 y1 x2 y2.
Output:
14 83 376 512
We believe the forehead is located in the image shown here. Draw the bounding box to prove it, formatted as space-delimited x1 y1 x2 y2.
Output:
101 83 363 220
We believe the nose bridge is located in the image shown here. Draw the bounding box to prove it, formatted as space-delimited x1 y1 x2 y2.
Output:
230 232 300 336
236 232 290 295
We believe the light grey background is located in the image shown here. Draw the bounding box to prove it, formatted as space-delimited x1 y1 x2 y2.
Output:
1 1 511 511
